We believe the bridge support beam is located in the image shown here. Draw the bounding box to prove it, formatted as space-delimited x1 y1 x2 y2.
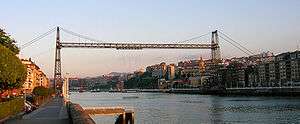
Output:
211 30 221 64
54 27 62 93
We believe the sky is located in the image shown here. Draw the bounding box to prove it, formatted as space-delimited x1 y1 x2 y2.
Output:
1 0 300 78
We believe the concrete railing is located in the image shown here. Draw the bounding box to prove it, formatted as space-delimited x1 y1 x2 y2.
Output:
67 102 95 124
67 102 135 124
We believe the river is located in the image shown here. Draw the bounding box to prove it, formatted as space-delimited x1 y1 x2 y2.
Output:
70 92 300 124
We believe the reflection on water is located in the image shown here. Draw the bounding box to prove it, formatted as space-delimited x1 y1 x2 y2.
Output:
70 92 300 124
209 97 224 124
122 96 139 99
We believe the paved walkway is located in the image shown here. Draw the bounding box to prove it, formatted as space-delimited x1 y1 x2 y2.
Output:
6 97 70 124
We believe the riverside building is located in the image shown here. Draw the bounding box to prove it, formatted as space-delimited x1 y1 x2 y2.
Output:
21 58 50 93
223 51 300 88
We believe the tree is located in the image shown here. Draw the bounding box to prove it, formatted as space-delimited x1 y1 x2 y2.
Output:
32 86 49 96
32 87 54 96
0 28 19 54
0 45 26 93
124 72 159 89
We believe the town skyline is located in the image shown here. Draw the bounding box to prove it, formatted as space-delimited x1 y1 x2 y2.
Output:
1 0 300 77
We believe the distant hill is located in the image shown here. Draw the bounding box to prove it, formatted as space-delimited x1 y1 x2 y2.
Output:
107 72 131 77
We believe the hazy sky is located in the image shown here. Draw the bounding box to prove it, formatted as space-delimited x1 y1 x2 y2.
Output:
1 0 300 78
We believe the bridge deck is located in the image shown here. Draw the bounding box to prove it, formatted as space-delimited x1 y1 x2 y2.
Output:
60 42 217 49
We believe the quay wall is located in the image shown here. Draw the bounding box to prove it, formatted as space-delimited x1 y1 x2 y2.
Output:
67 102 95 124
225 87 300 96
136 88 300 96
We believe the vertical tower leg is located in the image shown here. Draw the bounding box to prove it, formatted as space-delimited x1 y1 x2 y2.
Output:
211 30 221 64
54 27 62 94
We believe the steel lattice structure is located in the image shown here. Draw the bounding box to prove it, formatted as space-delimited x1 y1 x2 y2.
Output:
60 42 218 49
54 27 221 92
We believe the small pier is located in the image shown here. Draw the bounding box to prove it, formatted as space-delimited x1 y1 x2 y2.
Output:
84 107 125 115
83 106 134 124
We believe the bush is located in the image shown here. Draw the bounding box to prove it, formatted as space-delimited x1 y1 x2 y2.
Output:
0 98 24 119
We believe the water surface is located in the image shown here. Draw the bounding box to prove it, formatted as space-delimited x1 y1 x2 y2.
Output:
70 92 300 124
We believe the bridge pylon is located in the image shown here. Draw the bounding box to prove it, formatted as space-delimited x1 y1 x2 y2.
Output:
54 27 62 93
211 30 221 64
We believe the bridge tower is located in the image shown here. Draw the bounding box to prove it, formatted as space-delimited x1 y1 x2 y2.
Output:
54 27 62 92
211 30 221 64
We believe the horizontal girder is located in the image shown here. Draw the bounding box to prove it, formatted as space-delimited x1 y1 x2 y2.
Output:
60 42 218 49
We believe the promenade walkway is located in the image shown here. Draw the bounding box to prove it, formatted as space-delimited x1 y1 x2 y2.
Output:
6 97 69 124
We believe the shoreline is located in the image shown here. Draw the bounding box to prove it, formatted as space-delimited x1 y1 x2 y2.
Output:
99 87 300 96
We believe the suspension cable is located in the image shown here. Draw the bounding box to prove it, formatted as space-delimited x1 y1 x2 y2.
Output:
60 28 103 43
177 32 210 43
30 47 54 59
20 27 56 49
218 31 255 55
219 35 252 56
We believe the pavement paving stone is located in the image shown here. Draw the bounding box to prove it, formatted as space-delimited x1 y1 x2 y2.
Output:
6 97 70 124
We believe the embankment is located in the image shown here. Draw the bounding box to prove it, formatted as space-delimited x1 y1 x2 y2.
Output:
67 102 95 124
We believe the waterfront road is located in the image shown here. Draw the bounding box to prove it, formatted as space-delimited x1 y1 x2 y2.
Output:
6 97 70 124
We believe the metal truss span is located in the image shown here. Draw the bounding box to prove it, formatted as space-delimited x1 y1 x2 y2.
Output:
60 42 218 50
